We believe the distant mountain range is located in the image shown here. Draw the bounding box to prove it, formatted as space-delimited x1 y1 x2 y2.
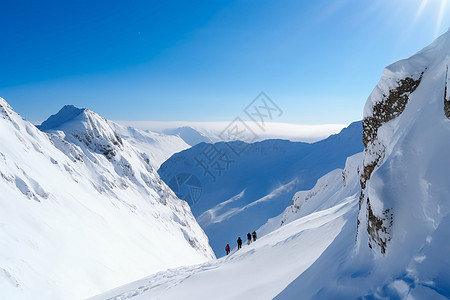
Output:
158 121 363 256
116 120 348 144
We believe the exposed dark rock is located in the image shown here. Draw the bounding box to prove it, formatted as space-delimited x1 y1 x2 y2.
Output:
444 66 450 118
113 133 123 146
358 73 423 254
359 160 379 209
0 102 13 122
72 130 122 159
363 74 423 147
366 200 393 254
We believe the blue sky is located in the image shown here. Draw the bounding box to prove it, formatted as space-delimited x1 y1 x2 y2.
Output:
1 0 449 124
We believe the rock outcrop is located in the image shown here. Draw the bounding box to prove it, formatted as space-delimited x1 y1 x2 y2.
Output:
359 73 423 253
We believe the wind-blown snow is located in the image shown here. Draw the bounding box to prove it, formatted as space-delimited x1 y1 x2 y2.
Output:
0 100 214 300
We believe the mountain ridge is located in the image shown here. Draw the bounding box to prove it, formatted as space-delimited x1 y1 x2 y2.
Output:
0 97 214 300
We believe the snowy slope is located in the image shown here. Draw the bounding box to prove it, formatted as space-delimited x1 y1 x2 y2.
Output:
0 100 214 300
111 125 190 169
91 153 361 300
158 121 363 256
94 30 450 300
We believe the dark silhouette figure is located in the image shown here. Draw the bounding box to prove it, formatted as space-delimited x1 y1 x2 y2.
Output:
252 231 257 242
237 237 242 249
247 233 252 245
225 244 230 255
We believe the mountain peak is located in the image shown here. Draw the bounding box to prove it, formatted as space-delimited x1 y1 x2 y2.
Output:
38 105 123 158
38 105 86 131
0 97 13 112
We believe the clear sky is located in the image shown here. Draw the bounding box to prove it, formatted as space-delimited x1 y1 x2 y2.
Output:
1 0 449 124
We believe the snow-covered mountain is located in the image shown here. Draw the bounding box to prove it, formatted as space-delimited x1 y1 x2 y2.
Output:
162 126 212 146
158 121 363 256
40 105 190 168
93 30 450 299
0 100 214 300
116 120 348 144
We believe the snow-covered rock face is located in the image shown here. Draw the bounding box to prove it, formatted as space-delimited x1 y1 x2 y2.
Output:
39 105 124 159
358 29 450 255
0 99 214 299
444 66 450 118
39 106 190 169
359 74 423 254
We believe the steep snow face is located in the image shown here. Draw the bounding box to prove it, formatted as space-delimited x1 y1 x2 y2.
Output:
358 29 450 257
159 121 363 256
0 100 214 300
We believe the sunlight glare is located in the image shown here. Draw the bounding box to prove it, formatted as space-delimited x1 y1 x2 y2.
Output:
414 0 429 22
435 0 448 38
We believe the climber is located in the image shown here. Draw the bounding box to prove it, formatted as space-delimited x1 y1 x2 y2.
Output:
247 232 252 245
237 237 242 249
225 244 231 255
252 230 257 242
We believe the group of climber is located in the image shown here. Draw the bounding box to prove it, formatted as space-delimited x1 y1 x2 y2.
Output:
225 231 257 255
